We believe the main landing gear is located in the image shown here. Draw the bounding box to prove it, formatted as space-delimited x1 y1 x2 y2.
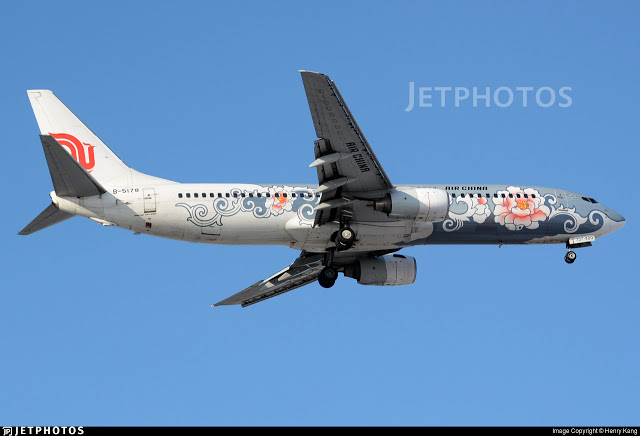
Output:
335 212 357 251
318 266 338 288
335 226 356 251
321 214 356 288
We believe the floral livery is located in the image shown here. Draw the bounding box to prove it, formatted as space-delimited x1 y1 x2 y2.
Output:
264 187 294 216
493 186 550 231
176 185 318 228
443 193 492 231
441 185 611 236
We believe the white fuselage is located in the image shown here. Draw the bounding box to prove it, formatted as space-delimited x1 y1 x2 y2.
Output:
49 177 439 253
50 176 625 254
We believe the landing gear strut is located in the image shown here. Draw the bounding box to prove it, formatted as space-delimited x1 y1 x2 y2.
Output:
335 211 356 251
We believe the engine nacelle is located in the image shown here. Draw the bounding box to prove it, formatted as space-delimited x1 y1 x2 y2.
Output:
374 187 449 222
344 254 417 286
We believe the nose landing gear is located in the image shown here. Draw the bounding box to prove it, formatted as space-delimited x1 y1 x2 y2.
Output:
564 250 577 264
564 236 594 264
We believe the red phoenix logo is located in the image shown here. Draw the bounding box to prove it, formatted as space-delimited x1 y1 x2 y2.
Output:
50 133 96 172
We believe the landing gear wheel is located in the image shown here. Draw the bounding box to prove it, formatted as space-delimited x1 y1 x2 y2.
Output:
335 226 356 251
318 267 338 288
565 250 577 264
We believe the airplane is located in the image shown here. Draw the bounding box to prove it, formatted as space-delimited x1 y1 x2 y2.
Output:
20 71 626 307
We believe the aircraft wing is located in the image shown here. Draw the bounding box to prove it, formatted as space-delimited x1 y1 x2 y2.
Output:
214 253 325 308
300 71 393 226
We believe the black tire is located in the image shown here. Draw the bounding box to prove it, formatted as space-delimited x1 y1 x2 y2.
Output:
336 226 355 250
319 267 338 288
335 239 350 251
320 266 338 281
565 251 577 264
318 274 335 288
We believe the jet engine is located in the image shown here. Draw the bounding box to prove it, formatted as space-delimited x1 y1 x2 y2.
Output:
373 187 449 222
343 254 417 286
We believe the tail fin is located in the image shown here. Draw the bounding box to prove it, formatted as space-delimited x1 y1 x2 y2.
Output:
27 90 131 185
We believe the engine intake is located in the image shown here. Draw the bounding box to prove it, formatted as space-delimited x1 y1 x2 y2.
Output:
344 254 417 286
374 188 449 222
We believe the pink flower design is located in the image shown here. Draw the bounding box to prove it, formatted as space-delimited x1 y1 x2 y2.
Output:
264 186 293 215
493 186 550 231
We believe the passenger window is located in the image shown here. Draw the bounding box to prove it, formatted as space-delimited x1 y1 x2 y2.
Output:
501 194 506 198
531 194 536 198
493 193 498 198
186 193 191 198
283 193 287 198
233 193 238 198
461 194 465 198
225 193 230 198
257 193 262 198
523 194 528 198
241 193 245 197
291 193 296 198
217 193 222 198
210 193 214 198
508 194 513 198
178 193 183 198
451 193 456 197
194 193 199 198
516 194 521 198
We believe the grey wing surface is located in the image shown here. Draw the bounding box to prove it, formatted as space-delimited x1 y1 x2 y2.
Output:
300 71 393 226
18 203 73 235
214 254 325 308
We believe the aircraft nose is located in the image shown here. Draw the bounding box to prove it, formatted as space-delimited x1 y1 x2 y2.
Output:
606 208 625 231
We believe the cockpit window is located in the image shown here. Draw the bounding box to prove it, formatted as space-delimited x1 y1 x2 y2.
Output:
589 198 598 204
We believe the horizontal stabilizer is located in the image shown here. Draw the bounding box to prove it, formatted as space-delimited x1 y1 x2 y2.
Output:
18 203 73 235
41 135 106 197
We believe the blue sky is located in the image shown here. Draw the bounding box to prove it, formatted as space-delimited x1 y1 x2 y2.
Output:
1 1 638 426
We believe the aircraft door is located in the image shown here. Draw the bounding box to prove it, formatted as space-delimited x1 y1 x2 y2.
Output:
143 188 156 213
554 189 571 208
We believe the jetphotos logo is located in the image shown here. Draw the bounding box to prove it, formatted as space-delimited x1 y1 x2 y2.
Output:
50 133 96 172
404 82 572 111
2 428 84 435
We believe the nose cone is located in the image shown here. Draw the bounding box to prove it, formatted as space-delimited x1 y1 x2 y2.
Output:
613 212 625 231
605 207 625 233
